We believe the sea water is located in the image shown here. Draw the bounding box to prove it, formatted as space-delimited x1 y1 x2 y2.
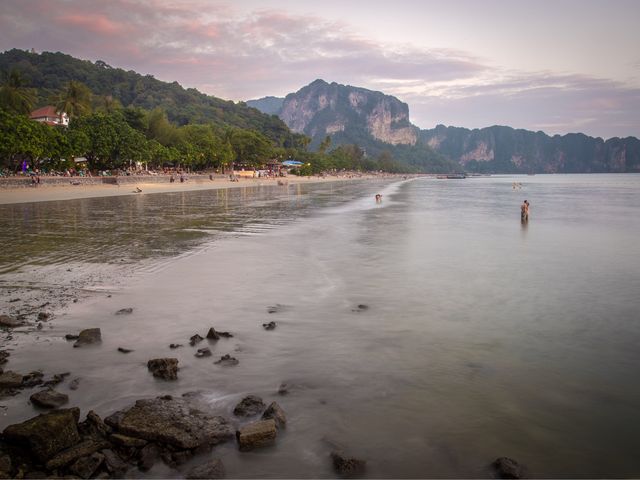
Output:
1 175 639 477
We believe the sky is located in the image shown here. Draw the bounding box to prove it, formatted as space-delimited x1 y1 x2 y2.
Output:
1 0 639 139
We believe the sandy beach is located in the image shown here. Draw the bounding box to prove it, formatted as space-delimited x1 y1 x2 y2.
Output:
0 174 391 205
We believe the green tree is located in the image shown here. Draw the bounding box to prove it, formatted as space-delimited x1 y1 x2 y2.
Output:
55 80 92 119
0 70 36 114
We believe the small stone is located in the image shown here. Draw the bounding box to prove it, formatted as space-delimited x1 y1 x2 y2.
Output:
491 457 526 479
65 334 79 341
195 347 212 358
22 371 44 387
190 334 204 346
262 401 286 429
206 328 219 340
37 312 50 321
0 314 24 328
45 439 110 470
186 458 225 479
262 321 276 330
69 377 80 390
43 372 70 387
236 419 277 451
37 322 43 330
214 354 239 366
30 389 69 408
331 451 366 477
233 395 266 417
115 308 133 315
277 383 289 395
147 358 179 380
218 331 233 338
117 347 133 353
73 328 102 347
352 304 369 312
169 343 183 349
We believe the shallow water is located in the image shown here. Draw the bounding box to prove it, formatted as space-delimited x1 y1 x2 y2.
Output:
1 175 640 478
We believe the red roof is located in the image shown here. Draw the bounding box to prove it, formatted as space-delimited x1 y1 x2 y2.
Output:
29 106 60 119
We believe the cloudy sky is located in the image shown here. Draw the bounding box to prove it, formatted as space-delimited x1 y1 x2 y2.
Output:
1 0 639 138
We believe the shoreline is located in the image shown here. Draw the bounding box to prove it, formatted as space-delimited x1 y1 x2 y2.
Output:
0 173 408 205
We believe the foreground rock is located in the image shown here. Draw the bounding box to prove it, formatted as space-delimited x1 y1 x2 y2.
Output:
105 396 234 449
331 451 366 477
214 354 239 366
186 458 225 479
233 395 265 417
207 327 233 339
147 358 178 380
73 328 102 347
0 371 24 388
30 388 69 408
262 402 286 429
491 457 526 479
236 419 277 451
3 408 81 461
195 347 212 358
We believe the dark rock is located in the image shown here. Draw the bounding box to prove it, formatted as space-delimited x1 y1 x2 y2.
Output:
78 410 110 439
8 298 20 302
277 383 289 395
186 458 225 479
117 347 133 354
233 395 266 417
147 358 178 380
138 443 159 471
115 308 133 315
0 315 24 328
236 419 277 451
69 451 104 478
190 334 204 346
65 334 79 341
104 396 234 449
352 304 369 312
2 407 81 461
0 350 9 365
214 354 239 366
22 370 45 387
267 304 287 314
30 389 69 409
36 322 43 330
491 457 526 479
331 451 366 477
195 348 212 358
262 402 286 429
69 378 81 390
37 312 50 322
43 372 70 387
101 449 128 477
217 331 233 338
0 371 24 388
262 321 276 330
169 343 183 349
206 328 219 340
45 439 110 470
73 328 102 347
109 433 148 448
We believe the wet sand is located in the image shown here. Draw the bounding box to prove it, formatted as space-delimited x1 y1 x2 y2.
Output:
0 175 386 205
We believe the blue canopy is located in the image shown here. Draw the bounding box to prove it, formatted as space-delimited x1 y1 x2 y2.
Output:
282 160 304 166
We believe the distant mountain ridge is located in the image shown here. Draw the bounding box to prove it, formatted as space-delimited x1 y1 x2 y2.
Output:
248 80 640 173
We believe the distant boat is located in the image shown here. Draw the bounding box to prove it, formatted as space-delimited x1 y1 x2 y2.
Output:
445 174 466 179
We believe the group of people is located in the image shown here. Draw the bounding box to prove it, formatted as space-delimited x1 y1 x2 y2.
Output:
521 199 530 222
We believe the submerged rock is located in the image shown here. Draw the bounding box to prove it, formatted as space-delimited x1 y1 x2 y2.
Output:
206 328 219 340
65 334 79 341
352 304 369 312
233 395 265 417
0 315 24 328
117 347 133 354
186 458 225 479
195 347 212 358
37 312 51 322
115 308 133 315
147 358 178 380
169 343 183 349
190 334 204 346
214 354 239 366
331 451 366 477
30 389 69 409
45 438 109 470
69 378 81 390
3 407 81 461
73 328 102 347
43 372 70 387
491 457 526 479
262 321 276 330
104 396 234 449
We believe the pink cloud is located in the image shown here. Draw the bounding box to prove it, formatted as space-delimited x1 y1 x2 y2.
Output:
57 13 123 35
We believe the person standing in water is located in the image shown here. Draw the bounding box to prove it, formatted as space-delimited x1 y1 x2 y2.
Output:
521 199 530 222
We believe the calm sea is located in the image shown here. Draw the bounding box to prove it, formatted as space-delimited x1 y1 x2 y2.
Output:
1 174 639 478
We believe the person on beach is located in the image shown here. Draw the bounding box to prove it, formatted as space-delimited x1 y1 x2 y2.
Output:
521 199 529 222
375 194 382 203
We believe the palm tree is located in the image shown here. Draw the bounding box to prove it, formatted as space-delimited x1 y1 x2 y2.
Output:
55 80 92 119
0 70 36 114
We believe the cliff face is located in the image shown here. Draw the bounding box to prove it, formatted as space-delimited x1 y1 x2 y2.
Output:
420 125 640 173
275 79 418 147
